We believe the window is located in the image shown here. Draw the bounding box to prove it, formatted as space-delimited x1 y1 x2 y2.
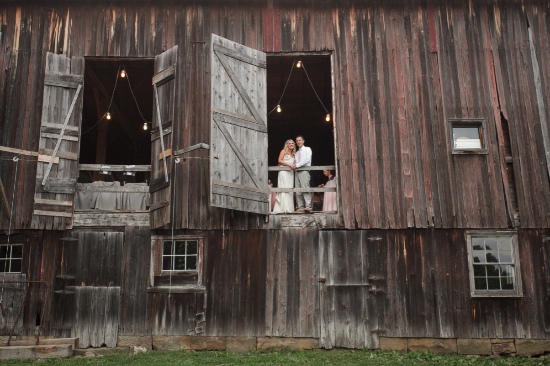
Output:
79 59 153 183
162 239 198 271
466 232 522 297
451 119 487 154
0 244 23 273
149 236 204 292
267 54 337 213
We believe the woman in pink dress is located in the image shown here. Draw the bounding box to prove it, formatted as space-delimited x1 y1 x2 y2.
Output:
321 169 337 212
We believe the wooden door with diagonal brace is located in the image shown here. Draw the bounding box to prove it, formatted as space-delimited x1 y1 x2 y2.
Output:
31 53 84 230
210 35 269 215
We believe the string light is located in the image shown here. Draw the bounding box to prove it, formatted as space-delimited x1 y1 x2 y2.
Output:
326 113 331 122
106 112 112 120
143 122 148 131
296 60 302 68
120 69 126 78
276 105 282 113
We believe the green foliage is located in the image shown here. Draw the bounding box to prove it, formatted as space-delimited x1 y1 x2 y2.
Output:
2 349 549 366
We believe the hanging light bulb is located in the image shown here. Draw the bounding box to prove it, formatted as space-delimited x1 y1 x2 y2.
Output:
276 105 282 113
120 69 126 78
325 113 331 122
143 122 148 131
296 60 302 68
106 112 112 120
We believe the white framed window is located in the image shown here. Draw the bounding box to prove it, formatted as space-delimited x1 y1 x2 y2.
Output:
466 231 522 297
162 239 198 272
451 119 488 154
149 236 204 292
0 244 23 273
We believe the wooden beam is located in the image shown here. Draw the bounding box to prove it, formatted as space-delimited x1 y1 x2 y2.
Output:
154 85 169 183
158 149 172 160
173 143 210 156
528 24 550 181
76 184 149 193
78 164 151 172
268 165 336 171
0 177 11 219
0 145 39 157
152 65 175 86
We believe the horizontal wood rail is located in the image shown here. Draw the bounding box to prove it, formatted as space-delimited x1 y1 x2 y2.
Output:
268 165 335 171
268 165 337 194
78 164 151 172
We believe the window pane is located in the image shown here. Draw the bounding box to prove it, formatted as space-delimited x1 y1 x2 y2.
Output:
453 126 482 149
10 259 22 273
162 257 172 271
486 251 499 263
471 238 484 251
187 241 198 255
0 259 9 272
499 250 512 263
474 278 487 290
497 238 512 251
174 256 186 270
486 264 499 277
0 246 8 259
174 241 186 255
472 250 485 263
12 245 23 258
499 265 514 277
487 278 501 290
501 277 515 290
473 265 486 277
163 241 173 255
187 256 197 270
484 238 497 251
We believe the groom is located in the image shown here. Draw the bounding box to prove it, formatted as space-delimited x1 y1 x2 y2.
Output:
292 135 313 212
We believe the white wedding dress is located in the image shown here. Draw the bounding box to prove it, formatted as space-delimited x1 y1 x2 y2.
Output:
272 154 295 213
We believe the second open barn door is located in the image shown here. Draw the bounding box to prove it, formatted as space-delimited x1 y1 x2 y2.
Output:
31 53 84 230
210 35 269 215
150 46 178 228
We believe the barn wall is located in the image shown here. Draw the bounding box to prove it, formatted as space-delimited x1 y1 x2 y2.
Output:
1 1 549 230
2 227 549 341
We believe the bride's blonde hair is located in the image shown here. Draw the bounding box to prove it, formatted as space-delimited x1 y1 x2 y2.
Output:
283 139 296 156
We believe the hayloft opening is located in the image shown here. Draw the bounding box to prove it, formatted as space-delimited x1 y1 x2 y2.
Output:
79 59 154 183
266 54 336 212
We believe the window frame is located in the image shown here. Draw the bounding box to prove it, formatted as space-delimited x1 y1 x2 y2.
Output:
149 235 204 293
466 231 523 298
0 244 23 273
450 119 488 155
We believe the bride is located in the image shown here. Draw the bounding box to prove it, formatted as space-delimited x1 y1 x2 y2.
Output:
272 139 296 213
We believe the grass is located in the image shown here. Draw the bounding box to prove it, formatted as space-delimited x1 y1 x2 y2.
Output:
2 349 550 366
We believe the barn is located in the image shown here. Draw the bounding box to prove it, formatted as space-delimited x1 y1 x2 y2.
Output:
0 0 549 355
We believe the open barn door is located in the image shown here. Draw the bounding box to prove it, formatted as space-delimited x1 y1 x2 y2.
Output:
210 35 269 215
31 53 84 230
150 46 178 228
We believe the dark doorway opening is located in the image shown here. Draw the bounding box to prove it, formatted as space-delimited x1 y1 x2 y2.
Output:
266 54 334 187
80 59 153 183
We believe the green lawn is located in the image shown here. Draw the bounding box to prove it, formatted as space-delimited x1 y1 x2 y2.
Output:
2 350 550 366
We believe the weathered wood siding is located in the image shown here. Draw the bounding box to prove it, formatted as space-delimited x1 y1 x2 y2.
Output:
1 1 549 230
318 229 550 344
